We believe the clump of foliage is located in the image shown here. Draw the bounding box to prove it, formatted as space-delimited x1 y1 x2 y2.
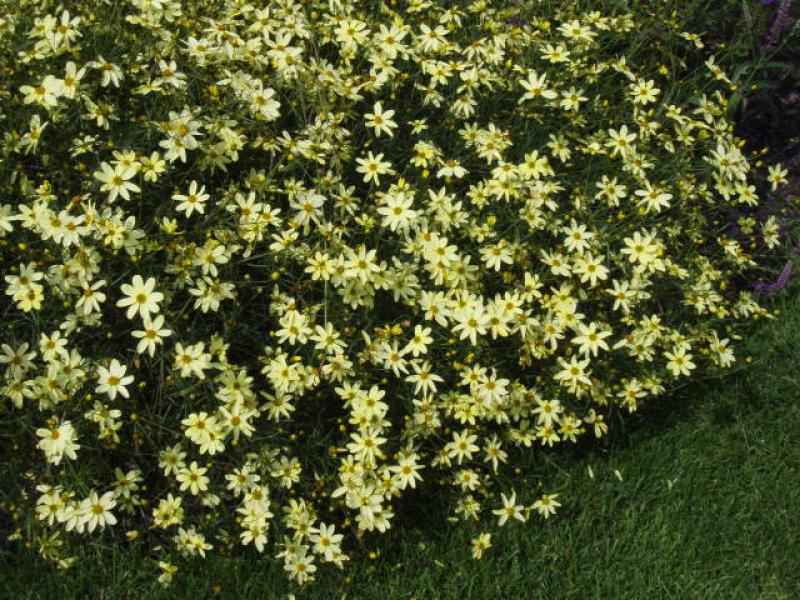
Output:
0 0 795 588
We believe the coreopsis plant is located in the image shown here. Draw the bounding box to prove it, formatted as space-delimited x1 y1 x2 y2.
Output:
0 0 795 587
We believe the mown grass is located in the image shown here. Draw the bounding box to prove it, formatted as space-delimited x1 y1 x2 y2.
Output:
3 285 799 599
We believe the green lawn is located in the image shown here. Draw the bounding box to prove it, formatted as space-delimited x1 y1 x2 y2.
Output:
3 286 799 598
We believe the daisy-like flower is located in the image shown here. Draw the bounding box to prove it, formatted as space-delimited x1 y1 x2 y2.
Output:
436 159 468 179
334 18 368 49
88 55 123 87
389 452 423 489
766 163 788 191
153 493 184 528
346 428 387 463
39 331 69 362
50 10 82 49
664 346 696 377
158 562 178 587
176 461 210 495
562 219 594 254
79 490 118 533
403 324 432 357
518 70 558 102
141 151 167 182
117 275 163 321
554 355 592 394
480 241 514 271
173 342 211 379
374 22 408 59
452 305 489 345
20 75 62 109
406 359 444 394
310 522 344 562
377 190 417 231
36 420 80 465
364 101 397 137
95 358 134 400
248 84 280 120
76 279 107 315
94 161 140 203
492 490 526 526
418 23 449 53
559 86 588 111
344 245 381 283
173 181 210 217
630 78 660 105
59 61 87 99
0 342 37 379
445 430 479 464
276 310 312 345
355 151 393 185
595 174 628 206
634 182 672 214
573 253 609 287
285 550 317 585
532 493 562 519
471 533 492 559
571 321 612 357
532 398 562 427
131 314 173 357
606 124 637 158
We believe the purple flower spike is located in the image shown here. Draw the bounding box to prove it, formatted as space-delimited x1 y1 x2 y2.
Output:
754 258 797 294
763 0 795 51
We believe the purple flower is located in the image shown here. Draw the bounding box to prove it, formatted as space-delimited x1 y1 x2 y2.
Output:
754 244 800 294
505 0 528 27
754 259 794 293
762 0 795 51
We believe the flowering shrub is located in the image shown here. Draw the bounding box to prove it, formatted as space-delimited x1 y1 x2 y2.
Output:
0 0 794 587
